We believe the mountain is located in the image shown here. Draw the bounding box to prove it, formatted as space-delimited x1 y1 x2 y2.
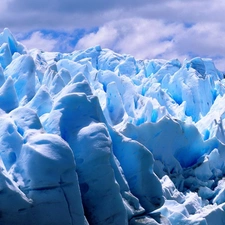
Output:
0 28 225 225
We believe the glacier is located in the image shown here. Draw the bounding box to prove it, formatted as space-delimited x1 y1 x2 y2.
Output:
0 28 225 225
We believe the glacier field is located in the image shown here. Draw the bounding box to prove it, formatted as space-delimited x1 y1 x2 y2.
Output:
1 28 225 225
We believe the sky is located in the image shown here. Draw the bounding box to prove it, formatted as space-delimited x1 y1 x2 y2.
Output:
0 0 225 71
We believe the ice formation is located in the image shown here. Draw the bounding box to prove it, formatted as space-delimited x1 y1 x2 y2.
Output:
1 28 225 225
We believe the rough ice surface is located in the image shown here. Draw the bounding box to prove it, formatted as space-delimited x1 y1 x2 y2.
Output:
0 28 225 225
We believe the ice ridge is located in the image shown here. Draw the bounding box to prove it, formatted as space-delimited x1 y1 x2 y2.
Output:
0 29 225 225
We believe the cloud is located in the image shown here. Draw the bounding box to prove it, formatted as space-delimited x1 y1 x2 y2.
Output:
0 0 152 31
1 0 224 32
0 0 8 13
75 19 178 58
20 32 58 52
174 23 225 56
17 29 94 53
1 0 225 71
75 18 225 71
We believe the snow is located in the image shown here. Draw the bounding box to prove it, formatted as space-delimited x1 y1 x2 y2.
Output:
1 29 225 225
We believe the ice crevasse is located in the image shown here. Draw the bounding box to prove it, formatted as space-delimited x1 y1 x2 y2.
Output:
0 28 225 225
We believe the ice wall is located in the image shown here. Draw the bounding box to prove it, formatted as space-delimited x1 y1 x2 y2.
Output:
0 29 225 225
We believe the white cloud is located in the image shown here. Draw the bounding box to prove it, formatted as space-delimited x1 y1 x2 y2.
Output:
1 0 225 71
75 18 225 71
1 0 225 32
75 19 180 58
214 58 225 72
0 0 8 13
175 23 225 56
20 32 58 52
75 25 119 50
75 19 183 59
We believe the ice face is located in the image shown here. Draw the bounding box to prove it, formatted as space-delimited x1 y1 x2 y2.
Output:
4 55 36 104
109 128 164 213
1 29 225 225
74 123 128 225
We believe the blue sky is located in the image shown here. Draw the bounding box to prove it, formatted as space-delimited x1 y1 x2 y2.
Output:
1 0 225 71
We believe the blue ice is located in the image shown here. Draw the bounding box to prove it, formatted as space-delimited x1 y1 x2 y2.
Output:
0 29 225 225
